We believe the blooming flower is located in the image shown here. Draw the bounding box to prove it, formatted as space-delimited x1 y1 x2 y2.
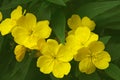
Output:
0 5 24 35
74 41 111 74
0 12 2 21
37 39 73 78
12 13 51 49
14 45 27 62
67 14 95 35
66 27 98 55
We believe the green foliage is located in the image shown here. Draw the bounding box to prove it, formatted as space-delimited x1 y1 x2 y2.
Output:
105 63 120 80
0 0 120 80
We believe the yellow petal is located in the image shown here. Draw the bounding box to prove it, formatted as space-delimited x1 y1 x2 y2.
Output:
40 39 59 56
0 12 2 21
0 18 16 35
57 44 73 62
89 41 105 53
37 39 46 50
93 51 111 69
14 45 26 62
66 35 81 55
11 5 22 20
74 47 91 61
67 14 82 30
12 26 29 45
33 20 51 38
79 58 96 74
17 13 36 29
53 61 71 78
24 35 39 49
82 16 96 31
37 56 54 74
85 32 99 47
75 27 91 44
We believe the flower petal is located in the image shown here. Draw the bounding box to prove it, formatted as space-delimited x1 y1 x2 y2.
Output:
74 47 91 61
66 35 81 55
0 18 16 35
14 45 26 62
57 44 73 62
79 58 96 74
37 56 54 74
33 20 51 38
11 5 22 20
12 26 29 45
85 32 99 47
89 41 105 53
40 39 59 56
53 61 71 78
82 16 96 31
75 27 91 44
67 14 82 30
17 13 36 29
93 51 111 69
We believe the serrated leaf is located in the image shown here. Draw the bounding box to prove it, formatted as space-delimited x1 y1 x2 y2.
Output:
106 36 120 61
51 11 66 43
76 1 120 18
105 63 120 80
47 0 66 6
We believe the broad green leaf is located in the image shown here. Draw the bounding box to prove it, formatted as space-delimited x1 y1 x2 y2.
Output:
51 11 66 43
47 0 66 6
0 0 33 10
105 63 120 80
106 36 120 61
76 1 120 18
99 36 111 45
36 2 51 20
78 72 100 80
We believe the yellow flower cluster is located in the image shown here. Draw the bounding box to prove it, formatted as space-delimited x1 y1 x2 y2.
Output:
0 6 111 78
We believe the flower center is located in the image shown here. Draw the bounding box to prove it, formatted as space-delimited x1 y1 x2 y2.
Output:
29 30 33 36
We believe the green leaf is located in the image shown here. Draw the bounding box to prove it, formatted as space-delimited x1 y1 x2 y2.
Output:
78 72 100 80
105 63 120 80
76 1 120 18
99 36 111 45
0 0 33 10
106 36 120 61
5 55 32 80
51 11 66 43
36 2 51 20
47 0 66 6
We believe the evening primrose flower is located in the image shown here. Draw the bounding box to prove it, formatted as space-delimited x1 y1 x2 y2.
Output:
67 14 95 34
66 27 98 55
0 5 23 35
74 41 111 74
14 45 27 62
37 39 73 78
12 13 51 49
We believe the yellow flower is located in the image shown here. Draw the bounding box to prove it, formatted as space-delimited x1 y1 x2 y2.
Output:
74 41 111 74
37 39 73 78
0 12 2 21
67 14 95 35
66 27 98 55
0 5 23 35
12 13 52 49
14 45 27 62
